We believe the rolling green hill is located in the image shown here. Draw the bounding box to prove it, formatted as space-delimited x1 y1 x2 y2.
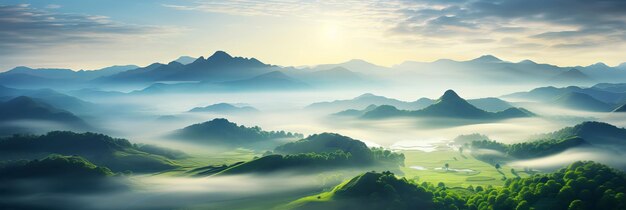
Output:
207 133 404 175
170 118 303 148
0 155 126 196
285 161 626 210
0 131 179 173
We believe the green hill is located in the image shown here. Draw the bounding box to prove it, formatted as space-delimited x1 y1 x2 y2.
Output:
538 121 626 148
210 133 404 175
285 161 626 210
170 118 302 148
0 131 178 173
284 171 443 210
0 155 125 195
275 133 373 162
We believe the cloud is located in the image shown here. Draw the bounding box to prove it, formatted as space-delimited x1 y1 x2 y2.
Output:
0 4 174 55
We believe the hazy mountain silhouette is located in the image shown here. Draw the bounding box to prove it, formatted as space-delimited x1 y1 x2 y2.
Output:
99 51 278 83
592 83 626 93
469 54 503 63
308 93 512 113
173 56 197 65
504 85 626 104
548 68 594 85
0 96 90 135
218 71 310 90
467 97 514 112
552 92 614 112
333 104 379 116
311 59 390 76
189 103 259 113
291 67 370 86
0 85 94 113
537 121 626 150
361 90 534 120
0 65 137 88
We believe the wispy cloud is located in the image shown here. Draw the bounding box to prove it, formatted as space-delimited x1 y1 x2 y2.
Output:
0 4 177 55
163 0 626 51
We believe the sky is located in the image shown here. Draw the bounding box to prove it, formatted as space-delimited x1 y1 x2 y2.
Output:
1 0 625 71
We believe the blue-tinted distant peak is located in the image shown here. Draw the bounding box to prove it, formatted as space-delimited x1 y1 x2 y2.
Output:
208 50 233 61
471 55 502 63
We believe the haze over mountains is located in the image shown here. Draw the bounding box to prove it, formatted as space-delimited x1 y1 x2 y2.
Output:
2 50 626 210
2 51 626 92
0 96 91 135
348 90 534 122
308 93 514 113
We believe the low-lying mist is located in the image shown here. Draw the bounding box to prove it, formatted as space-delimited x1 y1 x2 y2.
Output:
1 173 337 210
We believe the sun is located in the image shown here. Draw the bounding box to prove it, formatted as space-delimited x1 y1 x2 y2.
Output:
322 23 341 41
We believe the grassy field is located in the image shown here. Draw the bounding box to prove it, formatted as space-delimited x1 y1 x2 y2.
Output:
400 148 530 187
151 148 257 176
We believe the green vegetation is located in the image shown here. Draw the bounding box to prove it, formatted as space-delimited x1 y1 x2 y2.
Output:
210 133 404 175
0 155 125 194
536 121 626 147
454 133 491 145
0 154 113 179
401 150 521 187
466 161 626 210
286 161 626 210
471 137 588 159
171 118 303 146
0 131 178 172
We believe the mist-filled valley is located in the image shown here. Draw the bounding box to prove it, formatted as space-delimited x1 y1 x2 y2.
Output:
2 49 626 210
3 1 626 209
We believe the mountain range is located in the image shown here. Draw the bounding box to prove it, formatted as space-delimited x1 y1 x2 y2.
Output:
2 51 626 91
188 103 259 113
308 93 514 113
503 85 626 112
348 90 533 121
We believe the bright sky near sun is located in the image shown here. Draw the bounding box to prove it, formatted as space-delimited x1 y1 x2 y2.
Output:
1 0 625 70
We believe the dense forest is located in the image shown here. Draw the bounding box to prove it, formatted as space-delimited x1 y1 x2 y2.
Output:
470 137 588 159
290 161 626 210
171 118 303 144
0 131 180 172
212 133 404 175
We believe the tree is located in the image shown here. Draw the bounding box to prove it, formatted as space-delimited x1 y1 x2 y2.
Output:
495 163 501 170
445 163 450 171
568 200 584 210
515 200 530 210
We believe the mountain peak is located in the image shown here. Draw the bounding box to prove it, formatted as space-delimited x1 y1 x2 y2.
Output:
519 59 536 64
208 51 233 61
173 56 197 65
471 55 502 62
439 89 463 101
356 93 378 99
7 96 37 105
